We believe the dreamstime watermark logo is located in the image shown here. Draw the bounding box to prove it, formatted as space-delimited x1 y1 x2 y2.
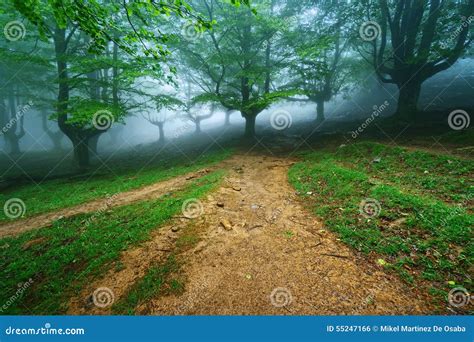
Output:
92 110 114 131
173 123 194 139
84 193 119 227
182 198 204 219
359 21 381 41
4 21 26 41
439 201 469 227
270 287 293 308
351 100 389 139
448 287 472 308
3 198 26 219
1 101 33 135
0 278 34 313
270 110 292 130
448 109 470 130
359 198 381 218
176 278 211 314
440 16 473 49
5 323 85 336
92 287 115 308
181 22 202 41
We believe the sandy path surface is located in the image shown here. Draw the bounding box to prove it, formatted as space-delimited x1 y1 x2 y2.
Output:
0 168 214 238
68 154 432 315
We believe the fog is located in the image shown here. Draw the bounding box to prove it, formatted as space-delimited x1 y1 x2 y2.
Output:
1 0 473 181
2 58 472 163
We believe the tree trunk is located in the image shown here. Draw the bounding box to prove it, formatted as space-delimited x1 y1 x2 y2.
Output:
195 120 201 133
89 135 100 156
112 40 119 108
244 115 256 138
101 43 110 102
72 135 90 170
0 97 6 129
50 134 63 151
4 135 20 155
54 27 78 160
42 110 63 151
6 137 21 155
395 81 422 122
0 97 6 148
5 89 23 155
158 123 165 143
225 110 232 126
109 127 121 144
315 100 325 123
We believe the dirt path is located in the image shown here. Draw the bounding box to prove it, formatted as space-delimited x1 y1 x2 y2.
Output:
68 154 433 315
0 168 214 238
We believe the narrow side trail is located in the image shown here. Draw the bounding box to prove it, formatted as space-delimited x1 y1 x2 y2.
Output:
0 168 214 238
69 153 432 315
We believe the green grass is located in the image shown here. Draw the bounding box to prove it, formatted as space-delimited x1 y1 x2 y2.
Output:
0 149 232 222
289 142 473 308
113 210 204 315
112 255 184 315
0 170 225 315
307 142 473 204
436 128 474 146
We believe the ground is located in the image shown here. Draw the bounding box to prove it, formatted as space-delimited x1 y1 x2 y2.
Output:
0 136 472 315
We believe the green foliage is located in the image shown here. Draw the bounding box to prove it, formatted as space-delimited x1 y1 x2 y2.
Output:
175 0 293 119
154 94 185 111
242 90 300 114
11 0 207 61
282 0 362 103
61 98 123 128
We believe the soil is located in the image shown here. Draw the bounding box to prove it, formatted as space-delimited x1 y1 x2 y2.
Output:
67 153 434 315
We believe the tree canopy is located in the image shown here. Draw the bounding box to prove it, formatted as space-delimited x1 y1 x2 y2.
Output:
1 0 472 167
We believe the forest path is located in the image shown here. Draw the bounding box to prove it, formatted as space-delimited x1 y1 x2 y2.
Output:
0 167 215 238
69 153 433 315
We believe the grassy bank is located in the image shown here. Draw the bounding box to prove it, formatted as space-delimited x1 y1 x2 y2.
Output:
289 142 473 310
0 170 225 314
0 149 232 222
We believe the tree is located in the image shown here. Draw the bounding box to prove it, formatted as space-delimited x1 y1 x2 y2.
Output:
179 0 294 138
283 0 356 123
143 111 168 144
143 94 183 144
224 109 235 126
1 85 26 155
53 25 123 168
0 14 53 156
179 81 215 134
186 105 215 134
358 0 474 121
10 0 214 168
40 110 65 151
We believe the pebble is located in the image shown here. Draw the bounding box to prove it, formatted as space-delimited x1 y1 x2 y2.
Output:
220 219 233 231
